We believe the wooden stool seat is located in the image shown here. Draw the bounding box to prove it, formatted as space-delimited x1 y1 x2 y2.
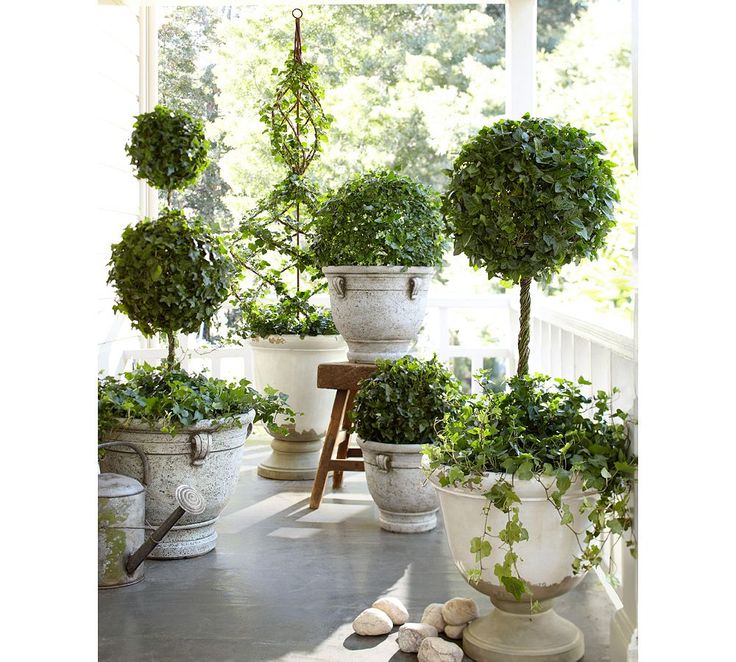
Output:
308 362 377 509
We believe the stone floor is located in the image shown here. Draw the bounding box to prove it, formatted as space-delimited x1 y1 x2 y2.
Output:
99 434 615 662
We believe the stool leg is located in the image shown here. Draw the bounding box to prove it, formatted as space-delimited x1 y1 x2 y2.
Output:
309 389 348 510
332 390 356 489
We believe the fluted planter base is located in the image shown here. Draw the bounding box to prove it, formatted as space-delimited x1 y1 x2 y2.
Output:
256 439 324 481
463 604 583 662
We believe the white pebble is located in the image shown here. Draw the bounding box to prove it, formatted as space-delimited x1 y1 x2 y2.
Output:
421 602 446 633
442 597 479 626
397 622 438 653
444 623 466 640
372 596 409 625
418 636 464 662
352 608 393 636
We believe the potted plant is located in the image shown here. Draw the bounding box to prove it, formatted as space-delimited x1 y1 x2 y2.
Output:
428 114 633 660
100 105 293 558
312 169 449 363
352 355 463 533
230 11 347 480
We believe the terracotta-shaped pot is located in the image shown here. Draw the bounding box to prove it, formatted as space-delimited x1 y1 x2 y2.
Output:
247 334 347 480
323 266 434 363
99 412 254 559
429 469 596 662
358 439 439 533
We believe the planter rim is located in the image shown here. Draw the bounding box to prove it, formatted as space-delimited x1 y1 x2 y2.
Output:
357 438 428 453
106 410 255 434
323 265 435 275
246 334 346 350
427 466 595 499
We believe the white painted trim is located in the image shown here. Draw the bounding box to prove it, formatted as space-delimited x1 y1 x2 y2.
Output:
610 607 637 662
138 5 158 219
505 0 536 117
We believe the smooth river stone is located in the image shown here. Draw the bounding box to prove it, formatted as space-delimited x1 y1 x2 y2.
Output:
417 637 464 662
420 602 446 633
444 623 466 640
352 608 393 636
397 623 439 653
372 596 409 625
441 597 479 626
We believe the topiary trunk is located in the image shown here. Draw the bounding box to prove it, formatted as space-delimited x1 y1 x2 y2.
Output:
517 278 532 376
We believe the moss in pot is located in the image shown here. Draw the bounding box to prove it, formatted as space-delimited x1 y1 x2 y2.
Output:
351 355 463 533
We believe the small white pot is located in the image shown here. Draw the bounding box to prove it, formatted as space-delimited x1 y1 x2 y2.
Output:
99 412 254 559
358 439 439 533
429 469 597 662
323 266 434 363
247 334 347 480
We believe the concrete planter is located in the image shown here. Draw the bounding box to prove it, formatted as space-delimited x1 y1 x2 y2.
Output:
358 439 439 533
248 334 347 480
99 411 254 559
323 266 434 363
429 469 597 662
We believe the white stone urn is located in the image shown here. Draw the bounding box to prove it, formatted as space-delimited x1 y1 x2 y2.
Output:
358 439 439 533
429 469 596 662
323 266 434 363
247 334 347 480
99 411 254 559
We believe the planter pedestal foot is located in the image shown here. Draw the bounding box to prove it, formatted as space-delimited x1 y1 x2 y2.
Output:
147 519 218 559
463 603 584 662
377 508 438 533
257 438 322 481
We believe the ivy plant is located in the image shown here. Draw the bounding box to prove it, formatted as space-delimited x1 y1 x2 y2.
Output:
352 355 463 445
311 169 448 268
232 13 335 339
126 104 210 204
443 115 619 374
424 373 636 608
99 363 294 437
108 208 235 365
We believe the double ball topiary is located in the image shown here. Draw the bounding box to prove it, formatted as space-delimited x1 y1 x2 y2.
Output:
443 115 619 374
352 355 463 445
126 105 210 196
311 169 448 268
108 208 234 363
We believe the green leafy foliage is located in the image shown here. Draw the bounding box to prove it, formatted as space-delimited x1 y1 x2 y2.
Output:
352 355 463 445
232 297 337 338
424 373 636 607
443 114 619 283
312 170 448 267
108 208 235 339
98 363 295 437
126 105 210 194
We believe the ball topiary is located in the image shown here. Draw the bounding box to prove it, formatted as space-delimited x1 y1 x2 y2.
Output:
125 105 210 200
311 169 448 268
108 208 234 365
443 115 619 374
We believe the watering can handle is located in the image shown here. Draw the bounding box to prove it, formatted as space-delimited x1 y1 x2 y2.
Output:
98 441 150 486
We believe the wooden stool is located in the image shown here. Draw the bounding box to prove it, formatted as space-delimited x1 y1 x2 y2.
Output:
308 362 377 510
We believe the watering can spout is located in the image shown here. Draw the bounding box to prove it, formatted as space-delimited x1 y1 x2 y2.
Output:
125 485 206 575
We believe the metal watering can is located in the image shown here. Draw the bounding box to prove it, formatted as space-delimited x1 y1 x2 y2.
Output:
98 441 206 589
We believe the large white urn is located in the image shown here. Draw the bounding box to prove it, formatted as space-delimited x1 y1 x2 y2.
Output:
429 470 596 662
357 439 439 533
99 412 254 559
323 266 434 363
247 334 347 480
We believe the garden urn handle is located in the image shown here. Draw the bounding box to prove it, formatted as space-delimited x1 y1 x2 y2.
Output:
332 276 346 299
190 432 211 466
376 454 392 473
409 277 422 300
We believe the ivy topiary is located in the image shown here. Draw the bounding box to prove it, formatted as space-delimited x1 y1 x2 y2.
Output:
311 169 448 268
352 355 463 445
108 208 234 364
443 115 619 374
126 104 210 201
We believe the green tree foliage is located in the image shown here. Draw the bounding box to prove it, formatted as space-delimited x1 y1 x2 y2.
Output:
159 6 234 227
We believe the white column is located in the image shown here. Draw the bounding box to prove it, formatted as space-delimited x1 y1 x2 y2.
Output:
505 0 537 118
138 5 158 220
